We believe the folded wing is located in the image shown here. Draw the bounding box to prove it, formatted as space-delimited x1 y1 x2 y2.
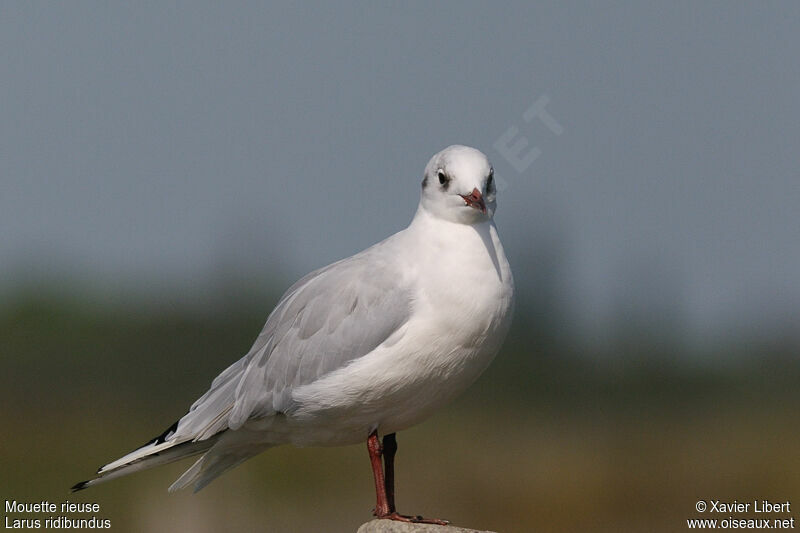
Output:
173 243 412 441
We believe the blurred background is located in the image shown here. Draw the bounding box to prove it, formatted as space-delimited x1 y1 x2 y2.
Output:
2 2 799 532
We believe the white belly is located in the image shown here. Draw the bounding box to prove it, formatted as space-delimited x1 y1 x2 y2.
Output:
281 221 514 446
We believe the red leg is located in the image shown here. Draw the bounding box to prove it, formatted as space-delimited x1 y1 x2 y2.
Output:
367 430 391 517
366 431 449 525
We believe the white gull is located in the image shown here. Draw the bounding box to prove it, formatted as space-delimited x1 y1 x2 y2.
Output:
73 145 514 524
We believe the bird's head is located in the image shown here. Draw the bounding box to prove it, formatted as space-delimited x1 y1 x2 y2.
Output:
420 145 496 224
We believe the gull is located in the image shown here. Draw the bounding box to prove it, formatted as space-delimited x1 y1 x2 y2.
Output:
72 145 514 524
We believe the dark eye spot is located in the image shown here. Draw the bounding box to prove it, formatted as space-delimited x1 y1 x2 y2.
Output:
487 169 494 191
437 170 450 188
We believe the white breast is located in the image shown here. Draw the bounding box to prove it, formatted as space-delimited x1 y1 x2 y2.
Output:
285 215 514 446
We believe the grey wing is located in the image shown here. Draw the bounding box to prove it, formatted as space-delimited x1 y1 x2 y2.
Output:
172 247 412 441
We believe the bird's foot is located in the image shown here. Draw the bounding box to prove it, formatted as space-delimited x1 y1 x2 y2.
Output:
375 511 449 525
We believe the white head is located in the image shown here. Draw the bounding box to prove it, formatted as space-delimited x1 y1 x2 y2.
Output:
419 145 496 224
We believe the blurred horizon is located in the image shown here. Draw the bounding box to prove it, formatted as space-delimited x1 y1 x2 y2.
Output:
2 281 799 532
2 228 798 358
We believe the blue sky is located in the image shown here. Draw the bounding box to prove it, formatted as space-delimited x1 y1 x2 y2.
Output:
2 2 799 340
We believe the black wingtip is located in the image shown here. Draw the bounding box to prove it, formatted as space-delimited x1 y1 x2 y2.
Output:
70 480 90 493
140 418 180 449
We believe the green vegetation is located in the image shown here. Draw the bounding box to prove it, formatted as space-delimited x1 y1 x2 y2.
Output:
2 287 798 532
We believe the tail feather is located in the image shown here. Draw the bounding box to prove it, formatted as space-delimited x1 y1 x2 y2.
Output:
167 431 273 493
71 433 219 492
72 422 274 493
168 452 251 493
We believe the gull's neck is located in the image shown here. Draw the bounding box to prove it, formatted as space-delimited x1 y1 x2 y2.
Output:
405 202 509 288
407 203 495 235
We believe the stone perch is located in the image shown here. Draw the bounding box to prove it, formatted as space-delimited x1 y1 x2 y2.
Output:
357 520 498 533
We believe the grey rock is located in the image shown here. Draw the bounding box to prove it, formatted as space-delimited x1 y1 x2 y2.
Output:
357 519 497 533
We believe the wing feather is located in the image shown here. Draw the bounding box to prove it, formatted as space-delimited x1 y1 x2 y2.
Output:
173 241 411 439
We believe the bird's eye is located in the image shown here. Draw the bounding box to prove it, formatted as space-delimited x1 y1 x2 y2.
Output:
487 170 494 191
437 170 449 186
